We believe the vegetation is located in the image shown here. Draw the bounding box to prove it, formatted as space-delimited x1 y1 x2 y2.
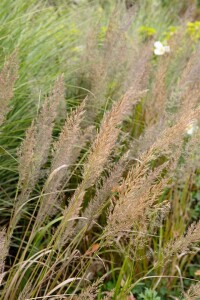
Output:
0 0 200 299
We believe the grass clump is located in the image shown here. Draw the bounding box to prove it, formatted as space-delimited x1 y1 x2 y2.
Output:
0 1 200 299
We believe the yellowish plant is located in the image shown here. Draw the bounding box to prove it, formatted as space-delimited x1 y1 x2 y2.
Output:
187 21 200 41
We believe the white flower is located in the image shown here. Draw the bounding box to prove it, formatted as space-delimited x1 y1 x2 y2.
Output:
186 120 199 136
154 41 170 56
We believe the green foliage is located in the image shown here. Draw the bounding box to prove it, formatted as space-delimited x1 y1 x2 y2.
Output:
139 288 161 300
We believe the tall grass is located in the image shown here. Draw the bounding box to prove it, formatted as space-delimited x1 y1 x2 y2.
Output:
0 1 200 299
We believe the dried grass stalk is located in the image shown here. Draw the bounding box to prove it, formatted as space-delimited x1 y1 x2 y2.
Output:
0 51 18 126
82 88 144 189
105 106 200 240
59 87 145 245
0 228 8 286
184 282 200 300
37 100 86 222
17 75 65 209
76 153 129 233
164 220 200 260
18 283 32 300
